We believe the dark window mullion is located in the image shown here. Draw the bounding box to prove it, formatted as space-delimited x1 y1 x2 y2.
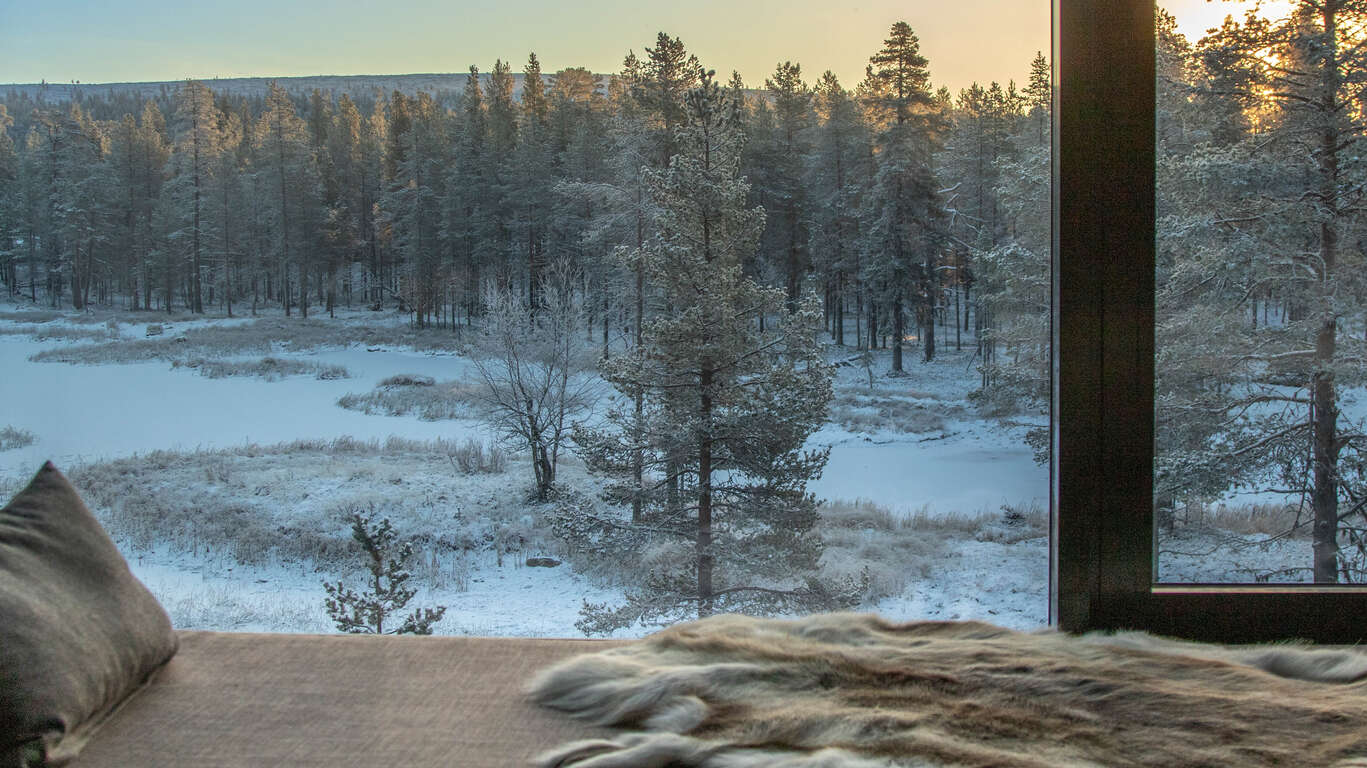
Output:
1053 0 1155 631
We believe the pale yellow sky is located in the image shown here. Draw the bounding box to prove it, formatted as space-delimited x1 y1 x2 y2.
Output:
1165 0 1297 41
0 1 1300 93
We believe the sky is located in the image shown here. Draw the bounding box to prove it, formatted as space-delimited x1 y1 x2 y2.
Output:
0 0 1291 95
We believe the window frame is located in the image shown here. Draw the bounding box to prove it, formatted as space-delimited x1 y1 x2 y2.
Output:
1052 0 1367 643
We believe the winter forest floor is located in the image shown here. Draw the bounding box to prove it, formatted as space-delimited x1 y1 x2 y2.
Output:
0 298 1318 636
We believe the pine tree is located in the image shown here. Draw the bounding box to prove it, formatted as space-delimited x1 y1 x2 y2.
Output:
170 80 222 313
486 60 519 289
861 21 947 369
107 101 169 310
634 33 699 166
210 109 244 316
1025 51 1050 145
547 66 614 349
326 94 366 313
762 62 812 312
574 70 849 634
446 65 491 322
322 511 447 635
254 82 318 317
515 53 554 309
0 105 18 296
51 104 113 311
807 72 870 348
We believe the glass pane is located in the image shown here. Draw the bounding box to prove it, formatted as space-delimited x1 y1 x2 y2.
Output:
0 6 1050 634
1155 0 1367 584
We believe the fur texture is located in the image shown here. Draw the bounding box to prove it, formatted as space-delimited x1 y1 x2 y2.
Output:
527 613 1367 767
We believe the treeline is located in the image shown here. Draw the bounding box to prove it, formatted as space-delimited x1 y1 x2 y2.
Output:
0 26 1052 378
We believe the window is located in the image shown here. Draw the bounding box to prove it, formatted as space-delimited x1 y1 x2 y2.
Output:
0 9 1054 639
1054 0 1367 642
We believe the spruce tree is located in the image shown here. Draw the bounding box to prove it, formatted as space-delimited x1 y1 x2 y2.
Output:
447 65 491 321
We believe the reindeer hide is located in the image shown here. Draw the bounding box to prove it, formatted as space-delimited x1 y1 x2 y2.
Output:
527 612 1367 768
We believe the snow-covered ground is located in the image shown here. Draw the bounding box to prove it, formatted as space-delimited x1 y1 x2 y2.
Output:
6 302 1288 637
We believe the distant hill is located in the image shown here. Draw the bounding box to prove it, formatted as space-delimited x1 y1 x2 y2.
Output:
0 71 611 103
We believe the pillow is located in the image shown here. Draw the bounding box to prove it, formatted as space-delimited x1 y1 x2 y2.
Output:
0 462 178 767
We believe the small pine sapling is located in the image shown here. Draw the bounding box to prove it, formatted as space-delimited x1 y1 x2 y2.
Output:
322 511 447 634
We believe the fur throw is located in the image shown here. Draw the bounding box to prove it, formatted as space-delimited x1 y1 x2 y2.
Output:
527 613 1367 768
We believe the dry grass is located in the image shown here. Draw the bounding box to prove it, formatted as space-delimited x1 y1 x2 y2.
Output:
171 356 350 381
549 495 1048 606
0 310 69 324
0 426 36 452
62 438 531 594
449 437 508 474
337 378 481 420
814 500 1042 602
829 389 966 434
1162 499 1313 539
379 373 436 387
28 316 465 366
0 324 115 343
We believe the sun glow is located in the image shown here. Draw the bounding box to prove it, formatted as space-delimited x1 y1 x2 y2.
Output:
1164 0 1299 43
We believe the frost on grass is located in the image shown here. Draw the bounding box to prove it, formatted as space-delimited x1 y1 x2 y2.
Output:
56 438 1058 635
67 437 523 570
171 356 350 381
0 426 36 452
1156 501 1318 583
378 374 435 387
0 324 115 343
829 388 965 434
27 317 464 366
337 377 480 420
551 493 1047 613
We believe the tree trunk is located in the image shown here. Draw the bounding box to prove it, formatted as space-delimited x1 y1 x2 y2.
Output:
835 270 844 346
697 364 715 617
191 111 203 314
632 205 646 523
892 292 904 372
1311 1 1342 583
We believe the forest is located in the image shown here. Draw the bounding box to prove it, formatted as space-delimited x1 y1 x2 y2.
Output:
3 2 1367 594
0 25 1050 376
